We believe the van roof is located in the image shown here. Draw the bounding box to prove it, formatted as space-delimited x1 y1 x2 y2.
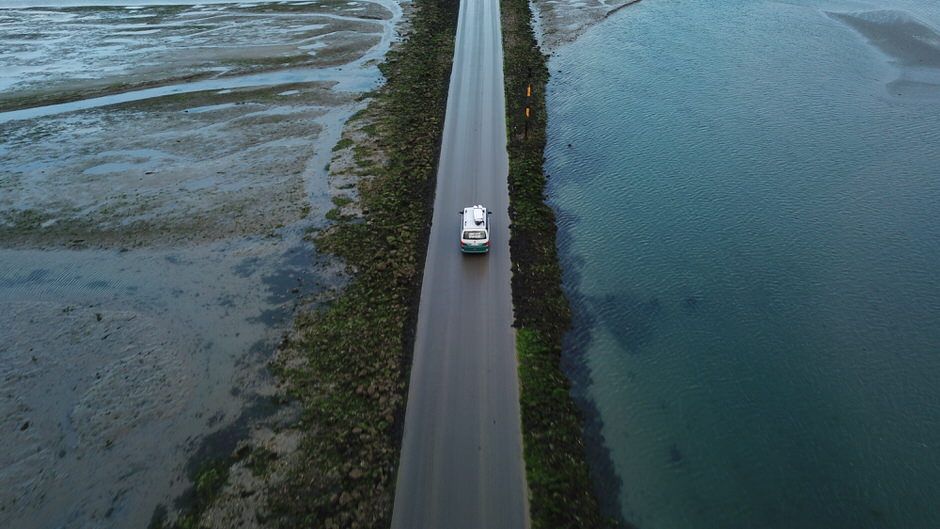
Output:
462 205 487 230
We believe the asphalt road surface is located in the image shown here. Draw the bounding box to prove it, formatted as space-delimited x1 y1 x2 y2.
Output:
389 0 529 525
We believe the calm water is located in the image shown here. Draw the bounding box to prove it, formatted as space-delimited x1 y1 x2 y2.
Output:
545 1 940 528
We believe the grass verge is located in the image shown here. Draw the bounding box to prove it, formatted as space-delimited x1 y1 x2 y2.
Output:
500 0 617 527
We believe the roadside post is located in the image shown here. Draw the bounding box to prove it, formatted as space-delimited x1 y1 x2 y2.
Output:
522 66 532 140
524 83 532 139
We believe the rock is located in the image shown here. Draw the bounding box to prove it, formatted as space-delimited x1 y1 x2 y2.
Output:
338 491 352 505
349 468 363 480
234 444 251 460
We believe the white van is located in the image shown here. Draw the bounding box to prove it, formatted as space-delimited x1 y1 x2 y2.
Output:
459 205 491 254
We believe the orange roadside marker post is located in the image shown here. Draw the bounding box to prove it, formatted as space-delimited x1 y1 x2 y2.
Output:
523 84 532 139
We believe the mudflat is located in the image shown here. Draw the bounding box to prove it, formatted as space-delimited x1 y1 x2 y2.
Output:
0 2 400 528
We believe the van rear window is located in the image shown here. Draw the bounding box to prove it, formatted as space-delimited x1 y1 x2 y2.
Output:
463 230 486 240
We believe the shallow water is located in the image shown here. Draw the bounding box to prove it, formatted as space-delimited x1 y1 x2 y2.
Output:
0 239 346 529
545 1 940 528
0 69 377 124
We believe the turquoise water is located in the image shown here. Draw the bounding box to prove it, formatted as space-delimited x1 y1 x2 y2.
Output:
545 1 940 528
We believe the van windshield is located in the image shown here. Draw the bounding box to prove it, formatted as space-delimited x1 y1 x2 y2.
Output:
463 230 486 240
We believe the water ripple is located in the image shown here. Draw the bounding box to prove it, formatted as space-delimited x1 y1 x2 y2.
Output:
547 1 940 528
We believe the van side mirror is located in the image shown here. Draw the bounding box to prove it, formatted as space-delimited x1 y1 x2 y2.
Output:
488 211 492 214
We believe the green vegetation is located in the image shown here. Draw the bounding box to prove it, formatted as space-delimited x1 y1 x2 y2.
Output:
500 0 615 527
264 0 459 527
324 207 345 222
333 138 354 151
247 447 279 478
172 458 231 529
331 195 354 207
0 208 50 231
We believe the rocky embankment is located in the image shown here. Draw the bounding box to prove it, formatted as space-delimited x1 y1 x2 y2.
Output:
503 0 628 527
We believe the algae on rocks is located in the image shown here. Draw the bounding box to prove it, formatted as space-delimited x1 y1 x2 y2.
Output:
501 0 619 526
266 0 458 524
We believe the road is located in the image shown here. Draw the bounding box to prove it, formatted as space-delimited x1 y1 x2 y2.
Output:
389 0 528 525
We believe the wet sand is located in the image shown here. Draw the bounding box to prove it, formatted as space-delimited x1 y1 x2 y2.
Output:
0 0 400 248
0 1 391 110
1 83 347 247
0 1 402 527
532 0 643 52
829 9 940 99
